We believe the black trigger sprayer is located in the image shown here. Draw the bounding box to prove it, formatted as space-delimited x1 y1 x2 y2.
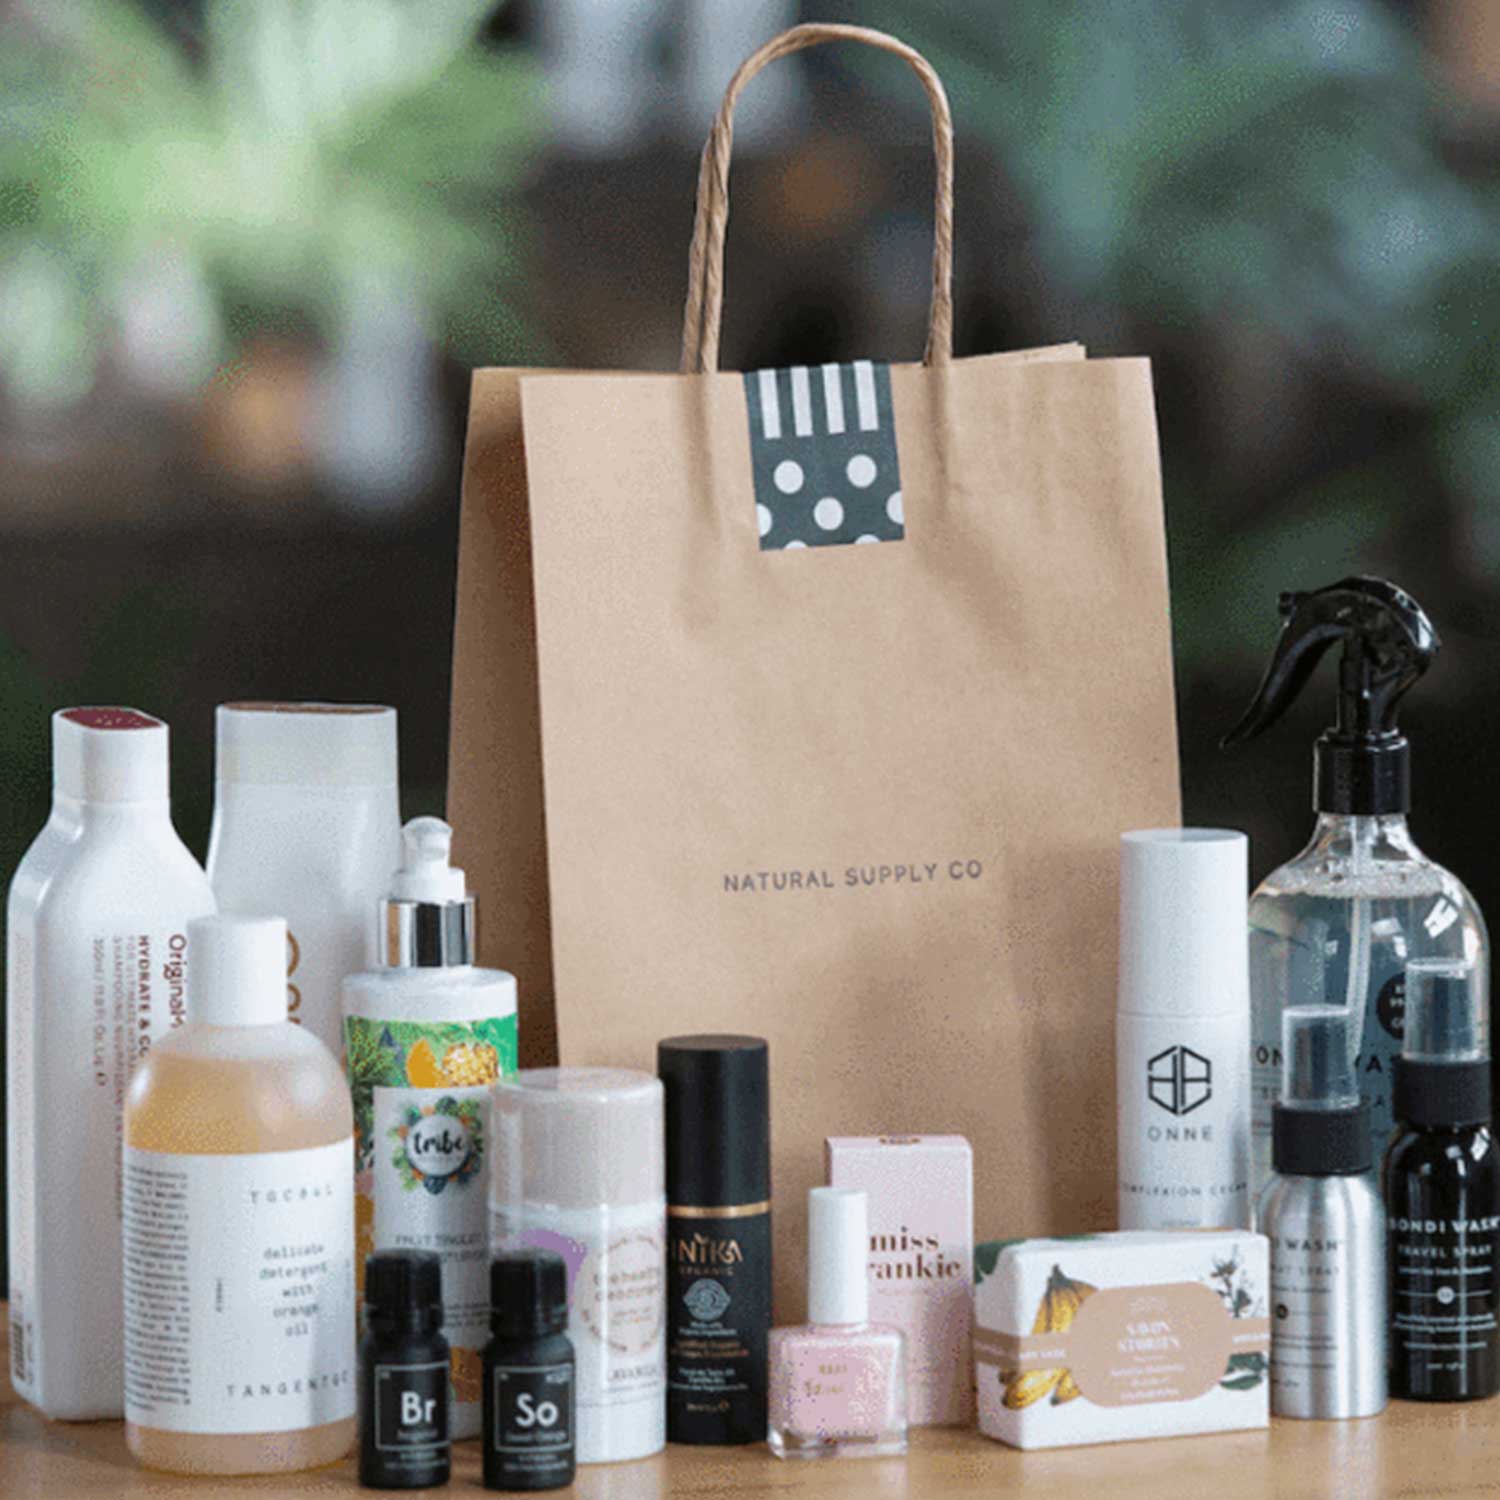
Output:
1221 576 1439 815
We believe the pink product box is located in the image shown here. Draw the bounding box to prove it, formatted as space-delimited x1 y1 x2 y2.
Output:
825 1134 974 1426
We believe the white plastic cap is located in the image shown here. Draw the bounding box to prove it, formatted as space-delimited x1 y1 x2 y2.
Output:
1119 828 1248 1019
215 702 397 788
807 1186 869 1326
390 817 466 903
188 914 289 1026
53 708 169 803
492 1068 664 1211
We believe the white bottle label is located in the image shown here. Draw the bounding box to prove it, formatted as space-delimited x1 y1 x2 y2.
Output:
123 1139 356 1434
1118 1012 1251 1230
372 1084 490 1374
9 919 196 1415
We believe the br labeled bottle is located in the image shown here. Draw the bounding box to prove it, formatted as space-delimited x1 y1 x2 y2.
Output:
358 1250 451 1490
1385 958 1500 1401
1257 1006 1385 1419
123 915 356 1475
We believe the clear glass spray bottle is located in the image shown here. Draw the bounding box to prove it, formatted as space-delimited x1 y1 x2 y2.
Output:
1223 578 1488 1201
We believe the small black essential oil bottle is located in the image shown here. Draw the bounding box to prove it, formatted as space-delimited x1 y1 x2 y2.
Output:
358 1249 451 1489
1386 958 1500 1401
483 1250 575 1492
658 1034 771 1445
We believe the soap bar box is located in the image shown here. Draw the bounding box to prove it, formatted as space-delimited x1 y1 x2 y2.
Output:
974 1230 1269 1449
826 1134 973 1426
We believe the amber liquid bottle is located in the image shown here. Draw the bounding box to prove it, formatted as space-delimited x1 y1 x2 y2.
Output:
123 915 356 1474
1385 958 1500 1402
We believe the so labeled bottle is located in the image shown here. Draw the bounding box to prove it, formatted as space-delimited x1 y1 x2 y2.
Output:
1385 958 1500 1401
1116 828 1251 1231
7 708 216 1420
1257 1005 1385 1419
123 915 356 1475
342 817 519 1439
1224 578 1488 1201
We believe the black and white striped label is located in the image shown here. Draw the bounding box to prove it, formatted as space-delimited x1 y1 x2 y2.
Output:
742 361 903 550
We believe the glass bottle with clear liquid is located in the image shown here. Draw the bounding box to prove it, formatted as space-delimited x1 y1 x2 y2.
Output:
1249 812 1486 1194
1226 578 1489 1200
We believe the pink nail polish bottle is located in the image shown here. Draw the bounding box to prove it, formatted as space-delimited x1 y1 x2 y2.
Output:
768 1188 908 1460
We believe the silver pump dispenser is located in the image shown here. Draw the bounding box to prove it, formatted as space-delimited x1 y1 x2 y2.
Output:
380 817 476 968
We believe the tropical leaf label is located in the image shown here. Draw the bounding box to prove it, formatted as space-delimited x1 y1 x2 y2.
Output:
346 1010 518 1419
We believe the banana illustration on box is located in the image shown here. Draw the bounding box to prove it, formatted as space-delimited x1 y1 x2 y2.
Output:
1001 1265 1097 1410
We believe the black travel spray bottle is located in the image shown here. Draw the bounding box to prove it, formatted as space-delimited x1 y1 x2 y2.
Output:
658 1034 772 1444
482 1251 576 1492
358 1250 451 1489
1386 958 1500 1401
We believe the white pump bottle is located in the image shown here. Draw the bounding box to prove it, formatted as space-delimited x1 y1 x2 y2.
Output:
341 816 518 1437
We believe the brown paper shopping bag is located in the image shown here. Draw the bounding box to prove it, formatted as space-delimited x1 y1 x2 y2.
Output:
448 23 1180 1316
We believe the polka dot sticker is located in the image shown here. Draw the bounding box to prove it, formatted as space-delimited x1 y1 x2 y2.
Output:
813 497 844 531
774 459 804 494
743 362 904 549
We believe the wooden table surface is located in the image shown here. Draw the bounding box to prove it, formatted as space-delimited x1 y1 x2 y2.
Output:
5 1311 1500 1498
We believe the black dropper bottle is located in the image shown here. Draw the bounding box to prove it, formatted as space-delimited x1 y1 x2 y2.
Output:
358 1249 451 1490
482 1250 575 1492
1385 958 1500 1401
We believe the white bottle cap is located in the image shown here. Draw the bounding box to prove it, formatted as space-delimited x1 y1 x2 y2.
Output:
390 817 466 903
53 708 169 803
1119 828 1248 1019
215 702 397 788
807 1186 869 1326
492 1068 664 1211
189 914 289 1026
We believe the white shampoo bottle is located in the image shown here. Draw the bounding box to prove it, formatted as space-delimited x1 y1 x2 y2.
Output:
1116 828 1252 1231
207 702 401 1053
6 708 216 1419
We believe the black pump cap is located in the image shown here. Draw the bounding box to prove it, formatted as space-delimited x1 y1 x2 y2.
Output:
1271 1098 1374 1176
490 1250 569 1339
365 1249 444 1329
657 1034 770 1209
1221 577 1438 816
1393 1056 1493 1130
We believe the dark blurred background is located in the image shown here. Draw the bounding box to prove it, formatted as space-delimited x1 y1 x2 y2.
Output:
3 0 1500 1284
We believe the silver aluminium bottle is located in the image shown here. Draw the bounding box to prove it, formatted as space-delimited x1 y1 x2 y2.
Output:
1257 1006 1385 1420
1117 829 1251 1231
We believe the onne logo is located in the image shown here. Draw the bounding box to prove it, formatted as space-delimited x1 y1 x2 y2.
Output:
1147 1046 1213 1116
